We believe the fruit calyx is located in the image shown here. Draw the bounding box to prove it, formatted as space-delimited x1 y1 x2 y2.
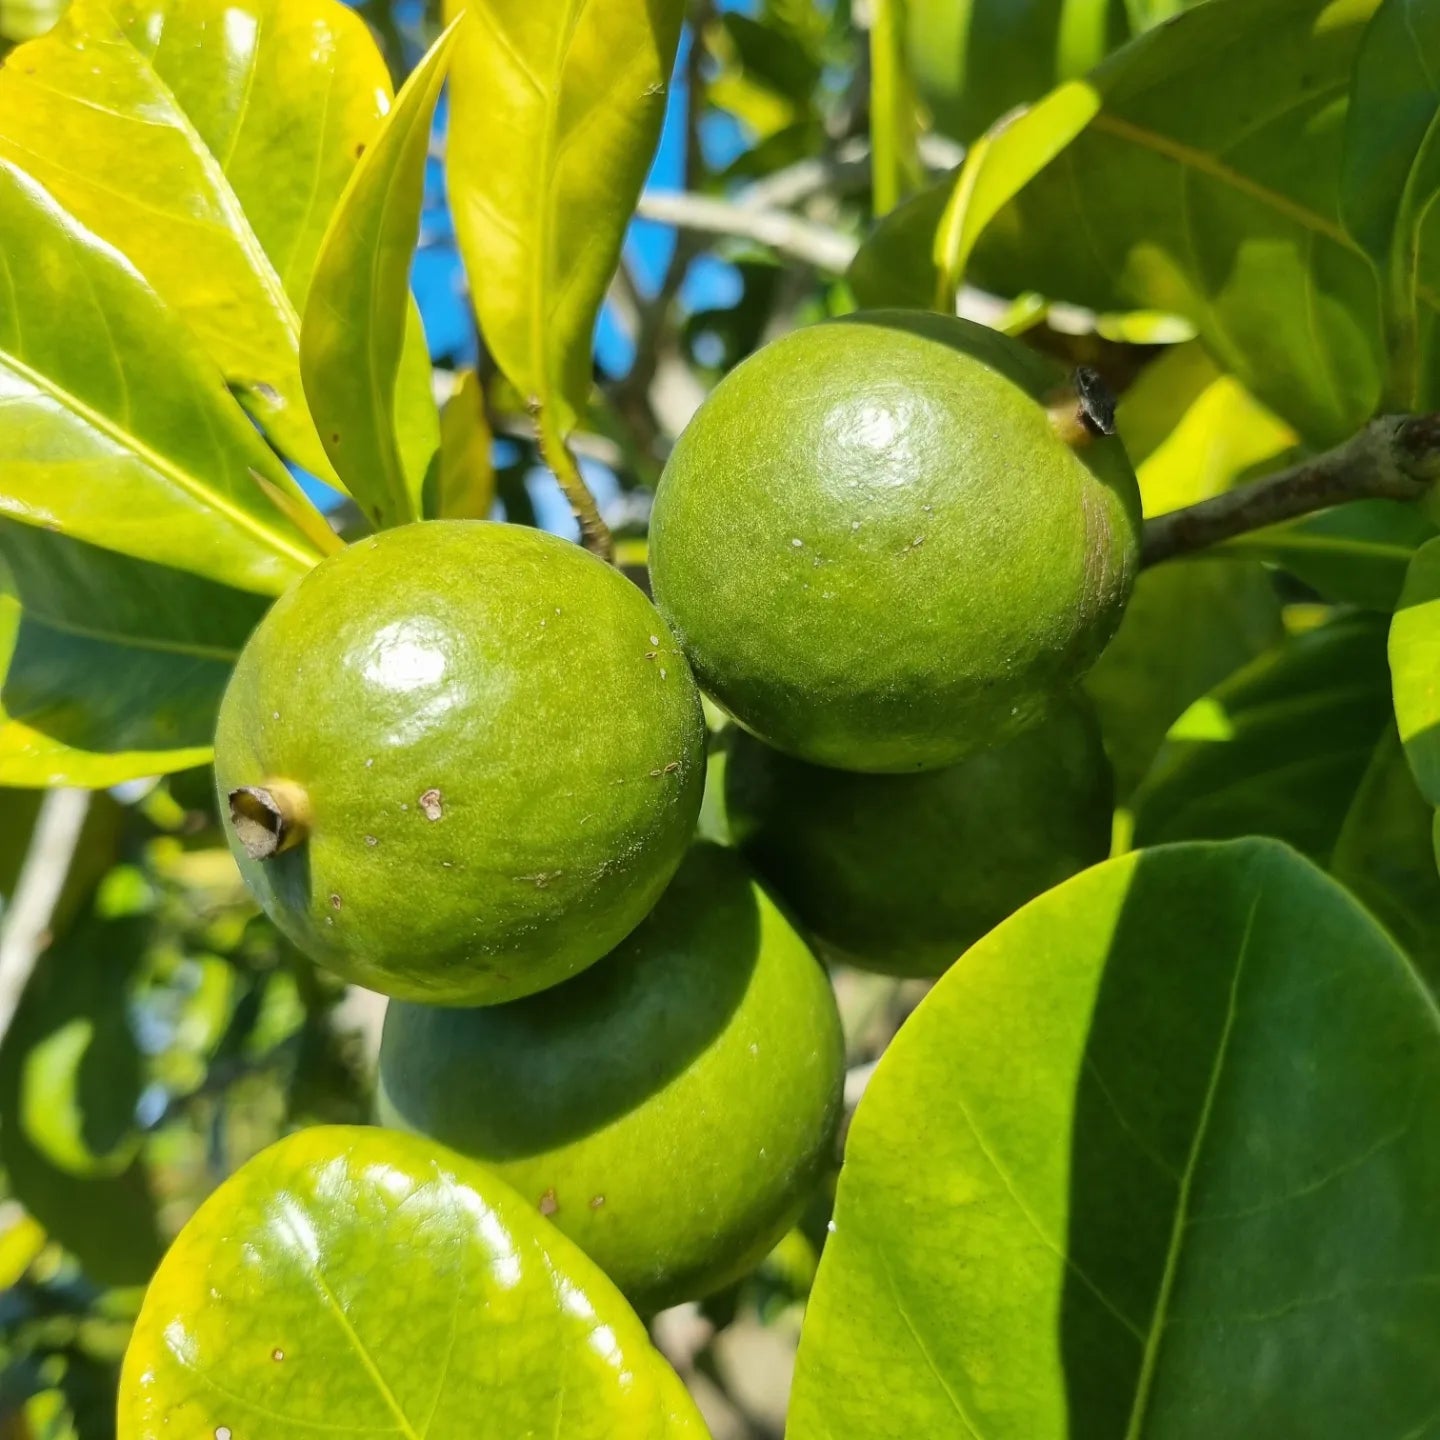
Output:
228 780 312 861
1046 366 1117 449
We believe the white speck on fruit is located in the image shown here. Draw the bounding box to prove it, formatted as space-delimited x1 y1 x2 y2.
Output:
272 1349 284 1362
271 711 280 721
749 1043 759 1057
365 758 374 768
419 789 443 822
365 835 378 847
791 538 803 548
827 1220 837 1234
539 1188 559 1216
660 668 667 679
216 1428 232 1440
649 635 660 646
851 521 860 531
589 1194 605 1210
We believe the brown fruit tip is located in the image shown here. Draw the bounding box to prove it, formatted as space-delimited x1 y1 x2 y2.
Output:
228 781 312 861
1046 366 1118 448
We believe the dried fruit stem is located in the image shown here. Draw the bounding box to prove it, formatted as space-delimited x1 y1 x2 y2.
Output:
1141 413 1440 568
229 781 312 861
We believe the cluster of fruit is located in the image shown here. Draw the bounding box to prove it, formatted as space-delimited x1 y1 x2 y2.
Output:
215 310 1142 1311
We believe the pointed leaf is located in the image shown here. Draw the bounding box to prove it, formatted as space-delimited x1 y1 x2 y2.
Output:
446 0 686 434
0 162 331 594
429 369 497 519
0 0 395 482
301 22 457 530
0 522 266 787
791 838 1440 1438
869 0 923 216
962 0 1389 446
119 1126 707 1439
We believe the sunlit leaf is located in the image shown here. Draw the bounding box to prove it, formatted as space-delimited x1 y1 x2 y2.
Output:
792 838 1440 1437
1390 533 1440 805
300 21 457 530
429 369 497 520
0 522 265 787
0 0 395 482
119 1126 707 1439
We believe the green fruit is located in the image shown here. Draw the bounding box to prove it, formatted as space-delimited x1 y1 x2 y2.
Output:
726 697 1113 977
376 843 845 1313
649 312 1142 773
215 521 704 1006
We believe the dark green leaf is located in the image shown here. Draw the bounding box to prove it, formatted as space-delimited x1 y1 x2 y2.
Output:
119 1127 706 1438
0 521 268 787
791 838 1440 1437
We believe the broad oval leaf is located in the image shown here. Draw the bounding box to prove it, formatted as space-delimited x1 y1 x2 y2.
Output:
1391 533 1440 804
0 521 266 787
967 0 1388 446
119 1126 706 1439
0 161 333 594
430 369 497 520
791 838 1440 1438
300 21 458 530
446 0 686 434
0 0 394 482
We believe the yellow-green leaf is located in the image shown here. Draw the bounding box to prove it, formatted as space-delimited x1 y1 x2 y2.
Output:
430 369 497 519
446 0 686 435
0 162 332 595
869 0 923 216
0 521 266 788
933 80 1100 308
120 1126 707 1439
301 22 457 530
0 0 394 484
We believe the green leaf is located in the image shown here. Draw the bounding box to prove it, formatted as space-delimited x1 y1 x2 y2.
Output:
429 370 497 520
1391 534 1440 805
119 1126 707 1439
300 21 457 531
869 0 923 216
1132 613 1440 979
1219 499 1438 611
445 0 686 435
905 0 1127 143
0 904 162 1286
0 0 394 484
790 838 1440 1438
0 787 41 904
0 161 334 595
0 521 266 787
933 81 1100 308
848 172 950 310
964 0 1388 446
1340 0 1440 409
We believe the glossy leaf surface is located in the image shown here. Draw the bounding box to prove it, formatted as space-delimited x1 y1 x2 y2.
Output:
446 0 686 432
300 21 457 529
0 0 394 480
791 838 1440 1437
119 1126 706 1439
0 162 331 594
874 0 1388 445
429 369 497 519
1134 614 1440 980
0 522 265 787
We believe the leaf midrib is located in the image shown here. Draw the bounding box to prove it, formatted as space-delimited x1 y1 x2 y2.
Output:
0 350 315 571
1123 881 1261 1437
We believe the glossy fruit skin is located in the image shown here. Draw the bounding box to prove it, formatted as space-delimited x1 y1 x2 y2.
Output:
376 843 845 1314
725 697 1113 977
214 521 704 1006
649 312 1141 774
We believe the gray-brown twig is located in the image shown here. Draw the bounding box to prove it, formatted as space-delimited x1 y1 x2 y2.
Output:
1140 413 1440 568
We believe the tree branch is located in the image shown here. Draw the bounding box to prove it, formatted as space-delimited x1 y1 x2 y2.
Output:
1140 413 1440 568
635 191 859 273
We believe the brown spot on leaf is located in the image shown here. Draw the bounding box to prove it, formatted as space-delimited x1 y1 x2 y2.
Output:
538 1188 558 1216
419 788 443 821
355 142 366 157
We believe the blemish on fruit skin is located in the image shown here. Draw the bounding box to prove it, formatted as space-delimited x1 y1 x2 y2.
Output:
272 1348 285 1362
419 788 444 821
649 635 660 646
365 835 378 847
329 893 342 910
271 711 280 721
539 1188 559 1216
791 538 804 548
589 1195 605 1210
365 758 374 768
659 668 667 679
216 1428 232 1440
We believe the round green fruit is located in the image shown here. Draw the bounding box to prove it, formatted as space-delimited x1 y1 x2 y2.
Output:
649 312 1141 773
376 842 845 1313
214 521 705 1006
725 697 1113 977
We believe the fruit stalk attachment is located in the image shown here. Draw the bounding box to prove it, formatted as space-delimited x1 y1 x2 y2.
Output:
228 781 312 861
1141 412 1440 567
1046 367 1118 448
